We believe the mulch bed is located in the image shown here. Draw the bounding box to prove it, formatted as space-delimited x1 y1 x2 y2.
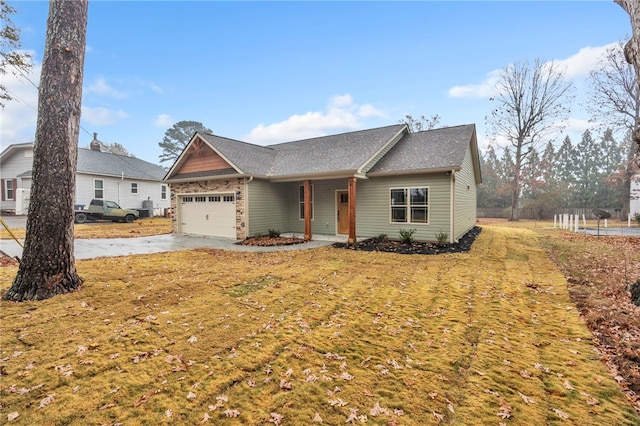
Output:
237 235 306 247
333 226 482 254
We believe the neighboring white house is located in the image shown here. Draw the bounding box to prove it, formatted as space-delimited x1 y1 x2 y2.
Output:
631 173 640 217
1 134 170 216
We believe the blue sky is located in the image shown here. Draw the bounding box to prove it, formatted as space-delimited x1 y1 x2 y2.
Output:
1 1 630 165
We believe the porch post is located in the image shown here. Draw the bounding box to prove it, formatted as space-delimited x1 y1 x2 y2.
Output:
348 177 356 244
304 179 312 241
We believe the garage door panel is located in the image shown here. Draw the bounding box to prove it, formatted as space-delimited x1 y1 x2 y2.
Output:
179 194 236 238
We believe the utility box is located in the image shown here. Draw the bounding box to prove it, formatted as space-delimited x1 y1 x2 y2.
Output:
141 199 154 217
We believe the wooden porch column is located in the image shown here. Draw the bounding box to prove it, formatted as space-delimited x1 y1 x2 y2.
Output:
304 179 312 241
348 177 356 244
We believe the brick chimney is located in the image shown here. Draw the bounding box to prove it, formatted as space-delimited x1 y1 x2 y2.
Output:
90 132 101 151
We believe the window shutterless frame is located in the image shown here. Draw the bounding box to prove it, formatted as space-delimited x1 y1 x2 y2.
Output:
389 186 429 224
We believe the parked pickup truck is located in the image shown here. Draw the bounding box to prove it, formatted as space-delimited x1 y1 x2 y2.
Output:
74 199 140 224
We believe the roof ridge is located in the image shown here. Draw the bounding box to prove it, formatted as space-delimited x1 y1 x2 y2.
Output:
200 132 276 152
266 124 406 148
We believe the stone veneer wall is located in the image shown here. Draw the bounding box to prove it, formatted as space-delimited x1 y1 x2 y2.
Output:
168 177 246 240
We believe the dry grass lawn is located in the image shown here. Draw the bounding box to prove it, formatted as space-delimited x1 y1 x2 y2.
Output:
1 226 638 425
0 217 171 240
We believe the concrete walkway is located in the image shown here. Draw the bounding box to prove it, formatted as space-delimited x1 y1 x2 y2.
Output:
0 233 338 260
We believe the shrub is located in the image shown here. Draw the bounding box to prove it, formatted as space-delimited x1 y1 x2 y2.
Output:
268 229 281 238
436 230 449 244
635 213 640 226
374 233 388 243
399 228 416 244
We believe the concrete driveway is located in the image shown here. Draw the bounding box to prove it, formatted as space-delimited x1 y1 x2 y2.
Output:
0 234 336 260
0 215 336 260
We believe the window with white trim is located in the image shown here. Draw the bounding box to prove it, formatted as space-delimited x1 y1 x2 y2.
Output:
223 195 234 202
131 182 138 194
5 179 14 200
299 184 314 220
94 179 104 199
390 187 429 224
161 185 167 200
195 196 206 202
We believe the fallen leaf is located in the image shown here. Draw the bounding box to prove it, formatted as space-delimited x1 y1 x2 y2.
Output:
552 408 570 420
38 394 55 409
518 391 535 404
7 412 19 421
224 409 240 418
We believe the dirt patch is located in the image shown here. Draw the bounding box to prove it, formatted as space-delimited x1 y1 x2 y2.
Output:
333 226 482 255
0 251 18 267
238 235 306 247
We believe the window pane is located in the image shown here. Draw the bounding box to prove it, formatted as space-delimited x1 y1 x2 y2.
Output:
299 185 304 202
410 188 427 205
411 207 428 223
391 207 407 222
390 189 406 205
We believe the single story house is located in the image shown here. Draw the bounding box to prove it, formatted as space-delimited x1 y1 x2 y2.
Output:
1 134 170 215
163 123 481 243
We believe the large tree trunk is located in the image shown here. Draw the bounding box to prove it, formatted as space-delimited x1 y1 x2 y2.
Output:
616 0 640 167
3 0 88 302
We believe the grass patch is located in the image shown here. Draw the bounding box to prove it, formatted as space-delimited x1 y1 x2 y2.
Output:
0 217 171 240
224 275 283 297
0 226 637 425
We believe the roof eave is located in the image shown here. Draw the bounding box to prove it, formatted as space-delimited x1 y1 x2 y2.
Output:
366 166 461 178
268 170 359 183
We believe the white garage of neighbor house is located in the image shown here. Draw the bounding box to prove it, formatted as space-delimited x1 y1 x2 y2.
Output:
164 123 481 243
1 134 170 216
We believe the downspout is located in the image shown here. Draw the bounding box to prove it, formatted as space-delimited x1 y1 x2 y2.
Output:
450 170 455 243
117 171 124 205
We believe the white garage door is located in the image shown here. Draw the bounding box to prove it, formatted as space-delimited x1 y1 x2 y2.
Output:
179 194 236 238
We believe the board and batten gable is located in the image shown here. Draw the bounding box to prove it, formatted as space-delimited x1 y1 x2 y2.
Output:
453 146 479 240
356 174 452 242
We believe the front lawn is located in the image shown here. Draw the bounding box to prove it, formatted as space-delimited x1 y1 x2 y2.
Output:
0 226 638 425
0 217 171 240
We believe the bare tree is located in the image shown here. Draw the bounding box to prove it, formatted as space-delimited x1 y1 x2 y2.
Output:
586 41 639 215
399 114 441 133
3 0 88 301
0 0 33 107
487 59 574 221
615 0 640 167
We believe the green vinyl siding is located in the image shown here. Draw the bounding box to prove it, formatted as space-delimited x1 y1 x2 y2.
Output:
286 179 344 235
246 178 289 237
356 174 452 242
453 147 478 240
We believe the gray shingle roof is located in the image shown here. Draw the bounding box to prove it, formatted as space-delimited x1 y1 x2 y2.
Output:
369 124 476 174
197 134 276 175
77 148 166 181
194 124 406 178
166 123 477 181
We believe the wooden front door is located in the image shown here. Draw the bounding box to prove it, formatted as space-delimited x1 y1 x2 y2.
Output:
337 191 349 234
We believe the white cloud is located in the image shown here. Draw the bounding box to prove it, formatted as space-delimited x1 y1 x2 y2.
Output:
154 113 174 128
245 94 387 144
448 42 618 99
554 43 617 79
82 106 129 126
330 94 353 108
84 76 127 99
448 69 502 99
357 104 386 118
0 54 40 149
